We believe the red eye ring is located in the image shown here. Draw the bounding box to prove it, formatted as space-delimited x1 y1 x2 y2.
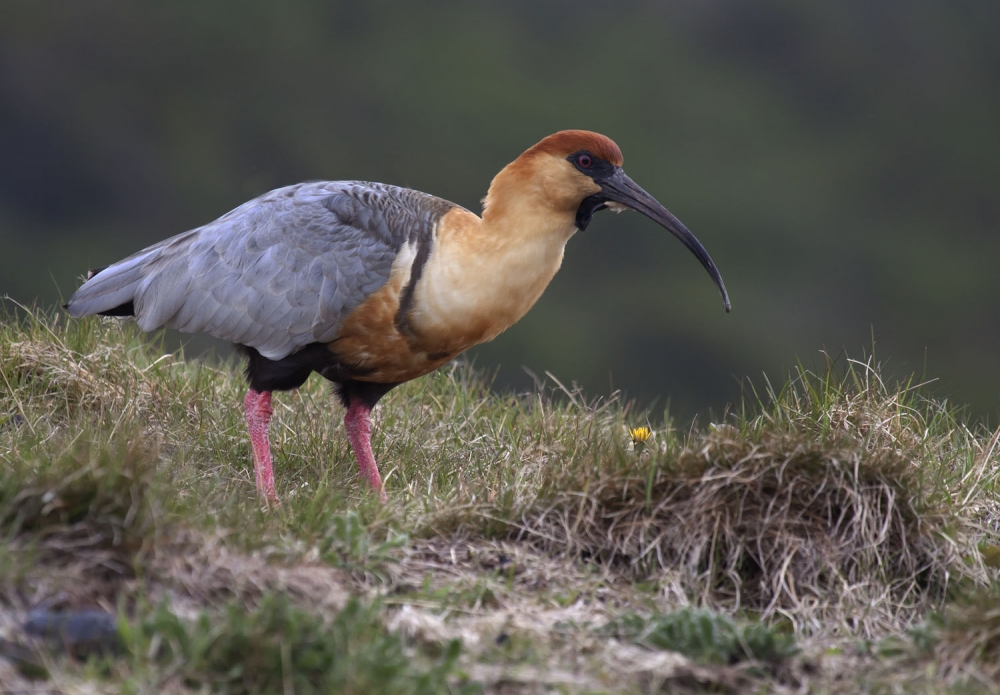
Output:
577 154 593 168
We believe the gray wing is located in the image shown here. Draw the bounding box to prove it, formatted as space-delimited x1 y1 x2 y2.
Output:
66 181 456 360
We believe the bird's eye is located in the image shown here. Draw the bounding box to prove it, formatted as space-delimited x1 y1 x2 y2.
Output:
577 153 593 168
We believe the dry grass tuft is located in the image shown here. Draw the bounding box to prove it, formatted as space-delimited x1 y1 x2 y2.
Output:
512 357 991 638
0 436 163 608
3 328 164 422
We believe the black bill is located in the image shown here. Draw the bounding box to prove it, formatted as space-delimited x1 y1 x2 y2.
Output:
599 169 731 313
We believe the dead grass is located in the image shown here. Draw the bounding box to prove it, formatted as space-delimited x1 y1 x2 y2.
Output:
513 426 982 638
2 301 1000 693
886 586 1000 690
0 436 163 613
499 357 994 643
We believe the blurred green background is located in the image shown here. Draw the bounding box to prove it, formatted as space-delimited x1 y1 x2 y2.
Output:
3 2 998 423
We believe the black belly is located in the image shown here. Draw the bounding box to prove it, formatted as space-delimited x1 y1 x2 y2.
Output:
236 343 399 408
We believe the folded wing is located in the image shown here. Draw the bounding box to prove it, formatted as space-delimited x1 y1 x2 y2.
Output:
66 181 454 360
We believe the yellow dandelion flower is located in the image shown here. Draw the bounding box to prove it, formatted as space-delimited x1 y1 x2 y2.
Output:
629 426 652 446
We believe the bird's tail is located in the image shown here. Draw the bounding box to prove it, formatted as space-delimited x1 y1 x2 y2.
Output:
64 248 160 318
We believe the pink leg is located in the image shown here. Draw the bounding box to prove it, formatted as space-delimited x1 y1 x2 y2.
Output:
343 401 387 503
244 389 278 504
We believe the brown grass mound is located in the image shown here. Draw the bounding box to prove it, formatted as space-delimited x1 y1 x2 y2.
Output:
0 437 163 610
513 362 990 638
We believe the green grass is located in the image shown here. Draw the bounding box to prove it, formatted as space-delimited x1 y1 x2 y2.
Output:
117 595 472 695
603 608 798 671
2 300 1000 693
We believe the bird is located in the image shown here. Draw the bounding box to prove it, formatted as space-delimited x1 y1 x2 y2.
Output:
65 130 731 504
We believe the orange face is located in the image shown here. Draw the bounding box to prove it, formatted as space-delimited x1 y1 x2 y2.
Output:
483 131 625 220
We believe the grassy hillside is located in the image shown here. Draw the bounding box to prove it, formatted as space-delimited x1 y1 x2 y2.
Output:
1 301 999 693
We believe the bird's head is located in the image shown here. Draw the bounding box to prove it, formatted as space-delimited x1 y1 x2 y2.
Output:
493 130 731 312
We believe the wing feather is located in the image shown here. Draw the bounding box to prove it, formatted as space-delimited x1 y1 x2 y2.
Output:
66 181 456 360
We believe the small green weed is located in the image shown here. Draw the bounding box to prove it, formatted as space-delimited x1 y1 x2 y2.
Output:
316 511 408 580
121 594 475 695
604 608 798 668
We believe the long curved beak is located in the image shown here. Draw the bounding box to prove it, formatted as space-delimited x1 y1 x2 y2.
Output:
600 169 731 312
